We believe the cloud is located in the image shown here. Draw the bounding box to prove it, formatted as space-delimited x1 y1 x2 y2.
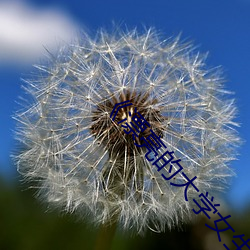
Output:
0 1 78 65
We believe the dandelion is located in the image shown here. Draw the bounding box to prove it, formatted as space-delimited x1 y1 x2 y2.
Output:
14 27 240 235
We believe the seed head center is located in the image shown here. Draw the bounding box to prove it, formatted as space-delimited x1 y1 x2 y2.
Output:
90 90 165 159
121 107 134 124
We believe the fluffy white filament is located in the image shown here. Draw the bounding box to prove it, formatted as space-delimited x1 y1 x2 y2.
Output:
14 28 240 233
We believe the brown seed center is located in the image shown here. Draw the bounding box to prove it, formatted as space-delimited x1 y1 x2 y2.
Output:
90 90 165 160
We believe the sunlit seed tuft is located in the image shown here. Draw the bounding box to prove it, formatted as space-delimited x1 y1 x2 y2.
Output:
14 27 240 233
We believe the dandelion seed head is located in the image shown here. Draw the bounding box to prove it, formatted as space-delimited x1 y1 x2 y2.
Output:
14 27 240 233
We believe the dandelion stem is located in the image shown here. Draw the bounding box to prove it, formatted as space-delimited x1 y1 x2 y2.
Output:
94 219 118 250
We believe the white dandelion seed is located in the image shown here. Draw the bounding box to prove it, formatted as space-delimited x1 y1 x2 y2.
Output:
14 27 240 233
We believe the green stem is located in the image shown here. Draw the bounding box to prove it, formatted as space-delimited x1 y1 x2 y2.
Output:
94 220 118 250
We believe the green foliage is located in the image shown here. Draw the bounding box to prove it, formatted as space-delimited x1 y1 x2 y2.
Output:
0 176 249 250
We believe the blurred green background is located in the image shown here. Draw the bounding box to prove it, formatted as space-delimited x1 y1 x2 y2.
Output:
1 174 250 250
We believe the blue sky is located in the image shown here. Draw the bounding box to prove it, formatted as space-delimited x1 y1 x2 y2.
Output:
1 0 250 211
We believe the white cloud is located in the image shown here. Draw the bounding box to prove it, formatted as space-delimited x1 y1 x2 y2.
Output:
0 1 78 65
